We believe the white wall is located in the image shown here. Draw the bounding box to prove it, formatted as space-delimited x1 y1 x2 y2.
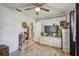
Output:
38 16 67 26
0 13 3 45
35 16 67 33
0 5 35 53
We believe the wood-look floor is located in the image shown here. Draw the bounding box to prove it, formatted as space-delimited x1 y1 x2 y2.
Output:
10 40 70 56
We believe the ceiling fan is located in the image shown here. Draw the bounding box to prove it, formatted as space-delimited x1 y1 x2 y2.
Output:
16 3 50 15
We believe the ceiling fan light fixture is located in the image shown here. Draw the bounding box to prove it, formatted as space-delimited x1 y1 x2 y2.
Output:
35 7 40 12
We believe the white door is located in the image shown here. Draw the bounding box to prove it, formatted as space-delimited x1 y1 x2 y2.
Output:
33 23 41 42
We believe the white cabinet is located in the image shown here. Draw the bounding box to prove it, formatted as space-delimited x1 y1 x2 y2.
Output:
53 37 61 48
49 38 54 46
62 29 70 52
40 37 51 45
40 37 44 44
40 36 61 48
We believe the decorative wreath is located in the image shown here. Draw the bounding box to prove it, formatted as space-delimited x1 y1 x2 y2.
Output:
22 22 27 28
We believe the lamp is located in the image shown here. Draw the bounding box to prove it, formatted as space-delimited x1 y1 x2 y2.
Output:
35 7 40 12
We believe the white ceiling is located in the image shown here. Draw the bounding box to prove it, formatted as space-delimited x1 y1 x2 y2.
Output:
0 3 75 20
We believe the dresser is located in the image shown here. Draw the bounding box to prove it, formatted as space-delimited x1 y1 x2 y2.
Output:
0 44 9 56
62 29 70 53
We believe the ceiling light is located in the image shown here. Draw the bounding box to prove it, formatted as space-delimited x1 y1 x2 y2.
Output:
35 7 40 12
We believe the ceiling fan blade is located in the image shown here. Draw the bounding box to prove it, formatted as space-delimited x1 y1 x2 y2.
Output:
38 3 45 6
24 8 33 10
32 3 45 7
16 8 21 12
41 7 50 12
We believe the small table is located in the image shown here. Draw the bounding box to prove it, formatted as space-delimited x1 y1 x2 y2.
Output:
0 44 9 56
